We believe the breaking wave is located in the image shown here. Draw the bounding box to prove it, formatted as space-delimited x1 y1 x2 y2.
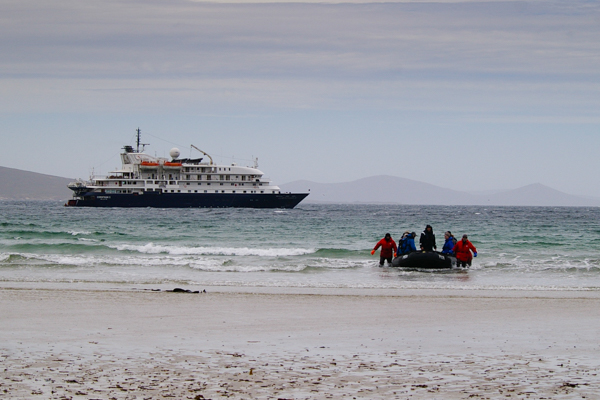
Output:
110 243 316 257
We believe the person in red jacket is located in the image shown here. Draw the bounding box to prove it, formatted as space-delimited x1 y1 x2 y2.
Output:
371 233 397 266
453 234 477 268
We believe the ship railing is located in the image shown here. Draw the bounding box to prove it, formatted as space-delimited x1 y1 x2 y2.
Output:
68 179 89 188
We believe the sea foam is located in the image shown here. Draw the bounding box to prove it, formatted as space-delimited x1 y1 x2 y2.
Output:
111 243 315 257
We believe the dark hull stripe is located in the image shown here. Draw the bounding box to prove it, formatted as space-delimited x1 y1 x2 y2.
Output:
66 192 309 209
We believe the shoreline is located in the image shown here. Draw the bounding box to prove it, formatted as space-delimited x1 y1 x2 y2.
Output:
2 282 600 298
2 287 600 398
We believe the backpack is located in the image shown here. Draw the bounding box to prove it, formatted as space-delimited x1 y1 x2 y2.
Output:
399 237 410 255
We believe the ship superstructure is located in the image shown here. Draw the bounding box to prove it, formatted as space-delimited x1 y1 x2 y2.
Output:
66 129 308 208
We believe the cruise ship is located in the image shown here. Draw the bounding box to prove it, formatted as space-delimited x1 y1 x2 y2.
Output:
66 130 308 208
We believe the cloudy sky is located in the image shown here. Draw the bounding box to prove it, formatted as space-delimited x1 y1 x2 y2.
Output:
2 0 599 196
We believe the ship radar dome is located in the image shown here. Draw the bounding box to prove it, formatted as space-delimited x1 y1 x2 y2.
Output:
169 148 181 159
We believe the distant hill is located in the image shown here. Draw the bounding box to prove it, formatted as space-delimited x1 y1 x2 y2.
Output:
281 175 600 207
479 183 598 207
0 166 73 200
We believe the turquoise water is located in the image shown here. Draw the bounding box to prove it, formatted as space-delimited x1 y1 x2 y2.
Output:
1 201 599 291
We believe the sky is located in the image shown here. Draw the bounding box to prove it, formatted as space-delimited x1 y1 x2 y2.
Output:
1 0 600 196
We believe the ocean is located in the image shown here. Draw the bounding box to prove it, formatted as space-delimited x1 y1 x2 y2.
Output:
1 201 599 292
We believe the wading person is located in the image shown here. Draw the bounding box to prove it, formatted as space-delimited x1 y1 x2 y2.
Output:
441 231 457 255
371 233 397 266
397 231 417 256
419 225 437 252
453 234 478 268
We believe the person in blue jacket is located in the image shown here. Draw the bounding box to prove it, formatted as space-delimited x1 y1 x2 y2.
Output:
441 231 457 255
397 231 417 256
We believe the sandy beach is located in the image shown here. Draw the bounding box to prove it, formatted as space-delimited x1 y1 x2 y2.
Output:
1 287 600 399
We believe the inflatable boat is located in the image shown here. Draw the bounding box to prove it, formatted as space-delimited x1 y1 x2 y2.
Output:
392 251 456 269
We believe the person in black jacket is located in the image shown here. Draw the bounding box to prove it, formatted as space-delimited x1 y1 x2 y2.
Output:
419 225 437 252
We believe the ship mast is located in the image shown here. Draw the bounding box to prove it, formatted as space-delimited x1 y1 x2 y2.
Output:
135 128 149 153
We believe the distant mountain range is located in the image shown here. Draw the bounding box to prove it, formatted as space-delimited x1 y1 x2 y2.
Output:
1 167 598 206
0 166 73 200
280 175 600 207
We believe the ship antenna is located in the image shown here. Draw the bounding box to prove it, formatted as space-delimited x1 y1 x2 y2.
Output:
135 127 149 153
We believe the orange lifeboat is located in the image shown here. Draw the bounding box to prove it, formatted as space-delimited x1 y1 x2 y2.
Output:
140 161 159 167
164 162 182 167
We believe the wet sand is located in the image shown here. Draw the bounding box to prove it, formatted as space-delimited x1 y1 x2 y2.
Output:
2 287 600 398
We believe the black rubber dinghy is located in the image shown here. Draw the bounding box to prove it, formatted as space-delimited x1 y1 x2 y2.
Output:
392 251 456 269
